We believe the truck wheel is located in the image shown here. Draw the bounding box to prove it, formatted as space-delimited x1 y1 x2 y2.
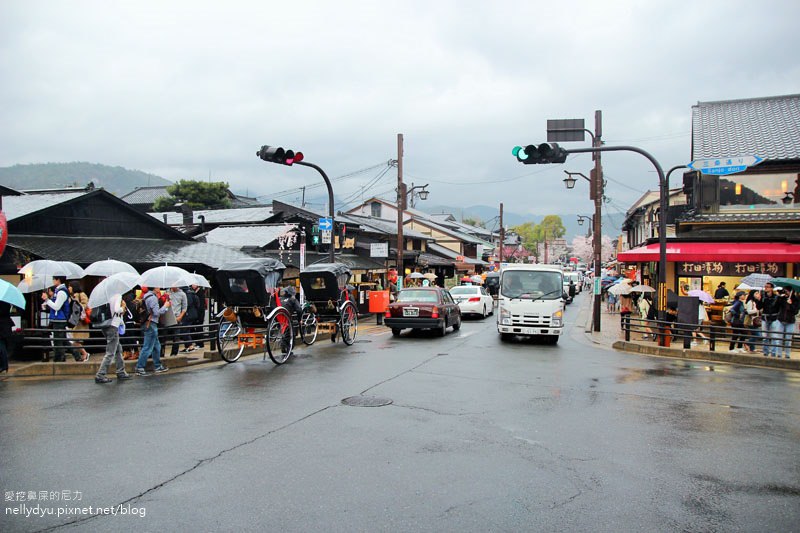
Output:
546 335 559 345
500 333 513 341
391 328 401 337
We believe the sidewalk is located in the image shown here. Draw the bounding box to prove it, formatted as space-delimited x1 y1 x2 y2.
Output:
581 295 799 371
2 320 391 380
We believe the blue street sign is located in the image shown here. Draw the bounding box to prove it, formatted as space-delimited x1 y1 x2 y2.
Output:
319 217 333 231
688 155 763 176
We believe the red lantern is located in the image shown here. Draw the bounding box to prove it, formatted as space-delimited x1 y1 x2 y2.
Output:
0 211 7 258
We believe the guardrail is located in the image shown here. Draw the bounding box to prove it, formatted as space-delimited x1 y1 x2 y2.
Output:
620 315 798 356
13 322 218 361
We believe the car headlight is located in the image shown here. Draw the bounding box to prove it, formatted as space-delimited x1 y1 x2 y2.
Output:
551 310 563 328
499 305 512 325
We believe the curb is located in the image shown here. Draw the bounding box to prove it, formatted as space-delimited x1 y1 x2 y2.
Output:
613 340 800 370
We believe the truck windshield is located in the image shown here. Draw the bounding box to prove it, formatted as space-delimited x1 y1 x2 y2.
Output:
500 270 563 300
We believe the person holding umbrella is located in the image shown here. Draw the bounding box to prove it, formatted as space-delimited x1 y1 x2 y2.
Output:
41 276 81 362
135 285 171 376
94 294 132 384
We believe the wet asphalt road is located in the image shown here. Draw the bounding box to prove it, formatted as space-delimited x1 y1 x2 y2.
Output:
2 293 799 532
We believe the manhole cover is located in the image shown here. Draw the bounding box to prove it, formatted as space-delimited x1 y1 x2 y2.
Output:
341 396 393 407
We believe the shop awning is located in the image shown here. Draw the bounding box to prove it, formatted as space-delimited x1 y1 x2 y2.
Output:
617 242 800 263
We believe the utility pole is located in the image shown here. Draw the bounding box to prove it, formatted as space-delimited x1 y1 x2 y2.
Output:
301 186 306 207
498 203 504 262
592 110 603 333
396 133 405 289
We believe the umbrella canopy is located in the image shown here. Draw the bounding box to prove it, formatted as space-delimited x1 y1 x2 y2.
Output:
0 279 26 309
738 273 774 290
471 275 483 284
19 260 84 281
608 283 632 296
88 272 139 308
189 273 211 288
84 259 138 277
422 272 437 280
630 284 655 293
687 289 715 303
407 272 425 279
773 277 800 292
735 282 754 291
136 265 194 289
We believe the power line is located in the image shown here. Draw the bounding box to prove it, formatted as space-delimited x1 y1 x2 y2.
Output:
256 160 392 200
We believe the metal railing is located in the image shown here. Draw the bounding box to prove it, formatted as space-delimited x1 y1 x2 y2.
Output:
13 322 218 361
620 315 798 355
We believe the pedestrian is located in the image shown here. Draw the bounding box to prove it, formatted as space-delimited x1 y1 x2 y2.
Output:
41 276 82 362
167 286 188 356
0 301 13 373
638 294 653 339
191 283 207 349
280 286 302 355
758 282 781 357
180 284 201 353
728 291 747 353
94 294 132 384
692 302 709 347
606 291 617 314
135 285 170 376
714 281 730 300
775 287 798 359
120 290 140 359
67 281 90 362
744 290 762 353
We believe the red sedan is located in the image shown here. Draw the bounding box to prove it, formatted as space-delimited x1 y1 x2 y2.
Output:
385 287 462 337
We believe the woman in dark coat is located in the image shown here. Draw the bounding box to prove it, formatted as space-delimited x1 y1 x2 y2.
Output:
0 301 14 372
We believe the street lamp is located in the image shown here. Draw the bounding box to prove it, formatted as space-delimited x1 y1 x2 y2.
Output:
406 183 429 208
562 170 590 190
576 215 593 227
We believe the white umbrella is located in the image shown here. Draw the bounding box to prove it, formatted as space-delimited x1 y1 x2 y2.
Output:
88 272 139 308
137 265 194 289
18 275 52 294
471 275 484 284
422 272 437 280
84 259 139 277
738 273 774 290
608 283 633 296
630 284 655 293
19 259 83 281
189 273 211 288
407 272 425 279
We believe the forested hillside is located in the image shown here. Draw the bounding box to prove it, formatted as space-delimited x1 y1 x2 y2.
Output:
0 162 171 196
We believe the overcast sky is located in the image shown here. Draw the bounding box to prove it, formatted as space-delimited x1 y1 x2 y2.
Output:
2 1 799 231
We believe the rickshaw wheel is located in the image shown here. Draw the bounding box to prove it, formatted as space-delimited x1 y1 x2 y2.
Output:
218 317 244 363
300 309 318 345
266 308 293 364
340 301 358 346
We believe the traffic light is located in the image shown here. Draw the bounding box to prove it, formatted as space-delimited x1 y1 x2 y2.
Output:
512 143 568 164
256 145 304 166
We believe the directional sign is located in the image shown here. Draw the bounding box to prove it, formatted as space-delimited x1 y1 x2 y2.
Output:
319 217 333 231
688 155 763 176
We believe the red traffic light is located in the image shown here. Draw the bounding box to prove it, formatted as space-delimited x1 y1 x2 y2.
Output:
257 145 305 166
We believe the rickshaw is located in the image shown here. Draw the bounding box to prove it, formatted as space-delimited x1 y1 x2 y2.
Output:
214 258 295 364
297 263 358 346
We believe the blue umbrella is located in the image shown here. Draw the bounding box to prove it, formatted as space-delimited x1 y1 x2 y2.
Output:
0 278 26 309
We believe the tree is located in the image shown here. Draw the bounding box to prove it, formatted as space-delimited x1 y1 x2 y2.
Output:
153 180 232 211
571 235 593 263
462 216 485 228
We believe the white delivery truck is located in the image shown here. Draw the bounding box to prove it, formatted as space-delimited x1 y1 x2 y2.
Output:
496 263 565 344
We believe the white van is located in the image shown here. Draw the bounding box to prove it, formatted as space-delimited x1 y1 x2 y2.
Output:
496 264 565 344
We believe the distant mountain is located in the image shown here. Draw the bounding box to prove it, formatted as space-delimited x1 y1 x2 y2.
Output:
0 162 172 196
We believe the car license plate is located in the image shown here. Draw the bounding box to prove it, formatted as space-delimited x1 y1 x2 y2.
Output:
403 307 419 317
521 327 544 335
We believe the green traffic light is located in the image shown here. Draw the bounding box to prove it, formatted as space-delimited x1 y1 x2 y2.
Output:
512 146 528 160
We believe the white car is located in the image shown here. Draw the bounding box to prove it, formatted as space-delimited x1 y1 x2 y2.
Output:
449 285 494 318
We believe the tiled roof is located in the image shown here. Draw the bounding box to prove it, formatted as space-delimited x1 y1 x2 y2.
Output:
678 210 800 224
151 206 275 225
201 224 297 248
3 192 88 220
341 213 431 240
692 94 800 161
120 186 170 204
248 250 387 271
8 236 253 269
428 243 488 265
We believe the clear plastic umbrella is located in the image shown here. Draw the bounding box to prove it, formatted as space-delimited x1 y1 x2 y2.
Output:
687 289 714 303
19 260 84 281
738 273 774 290
84 259 138 277
608 283 633 296
88 272 139 308
189 273 211 288
136 265 194 289
630 284 655 293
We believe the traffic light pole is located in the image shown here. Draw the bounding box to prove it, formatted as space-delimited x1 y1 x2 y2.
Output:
562 144 667 320
592 111 603 333
295 161 336 263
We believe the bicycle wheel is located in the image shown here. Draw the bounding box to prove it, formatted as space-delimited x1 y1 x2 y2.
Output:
340 301 358 346
266 308 293 364
217 317 244 363
299 309 318 345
